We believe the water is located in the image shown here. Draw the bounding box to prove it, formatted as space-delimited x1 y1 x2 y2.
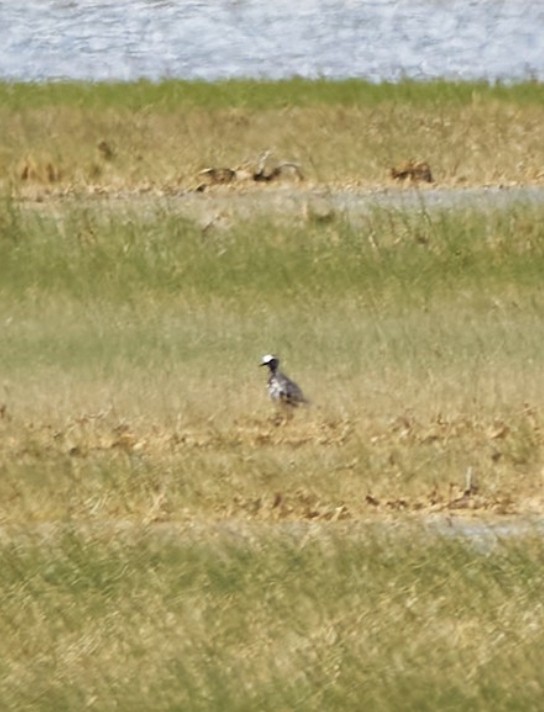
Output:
1 0 543 84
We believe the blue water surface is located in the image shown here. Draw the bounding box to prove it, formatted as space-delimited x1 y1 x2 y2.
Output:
1 0 542 83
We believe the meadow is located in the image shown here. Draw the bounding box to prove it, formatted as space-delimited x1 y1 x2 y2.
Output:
1 79 544 710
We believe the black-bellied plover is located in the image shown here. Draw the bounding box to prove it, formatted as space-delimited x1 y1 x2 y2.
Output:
260 354 308 408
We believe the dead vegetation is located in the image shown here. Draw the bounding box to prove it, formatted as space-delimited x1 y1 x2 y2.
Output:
390 159 434 183
1 404 542 527
195 151 304 191
19 156 62 183
96 138 115 161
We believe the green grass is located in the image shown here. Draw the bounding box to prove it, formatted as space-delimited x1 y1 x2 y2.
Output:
1 77 543 111
2 198 544 303
1 525 543 711
2 200 544 421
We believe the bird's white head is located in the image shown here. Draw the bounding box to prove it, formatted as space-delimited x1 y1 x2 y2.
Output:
260 354 279 370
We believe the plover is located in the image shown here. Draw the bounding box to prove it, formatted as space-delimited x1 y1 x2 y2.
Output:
260 354 308 408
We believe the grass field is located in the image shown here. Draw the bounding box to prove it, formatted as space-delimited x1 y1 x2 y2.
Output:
1 79 544 710
2 524 544 711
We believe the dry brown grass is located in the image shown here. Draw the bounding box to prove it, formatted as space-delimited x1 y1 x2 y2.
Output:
1 398 543 530
3 100 544 199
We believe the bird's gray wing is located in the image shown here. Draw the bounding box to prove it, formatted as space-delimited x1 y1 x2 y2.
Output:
279 373 307 405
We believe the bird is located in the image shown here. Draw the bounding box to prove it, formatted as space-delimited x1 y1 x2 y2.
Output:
259 354 308 409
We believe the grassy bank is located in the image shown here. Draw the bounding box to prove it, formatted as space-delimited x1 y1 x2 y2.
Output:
1 78 543 190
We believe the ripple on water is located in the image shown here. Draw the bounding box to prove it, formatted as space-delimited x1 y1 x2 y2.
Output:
1 0 544 82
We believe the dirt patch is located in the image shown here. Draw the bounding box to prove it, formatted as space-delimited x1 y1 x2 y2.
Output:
14 183 544 228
